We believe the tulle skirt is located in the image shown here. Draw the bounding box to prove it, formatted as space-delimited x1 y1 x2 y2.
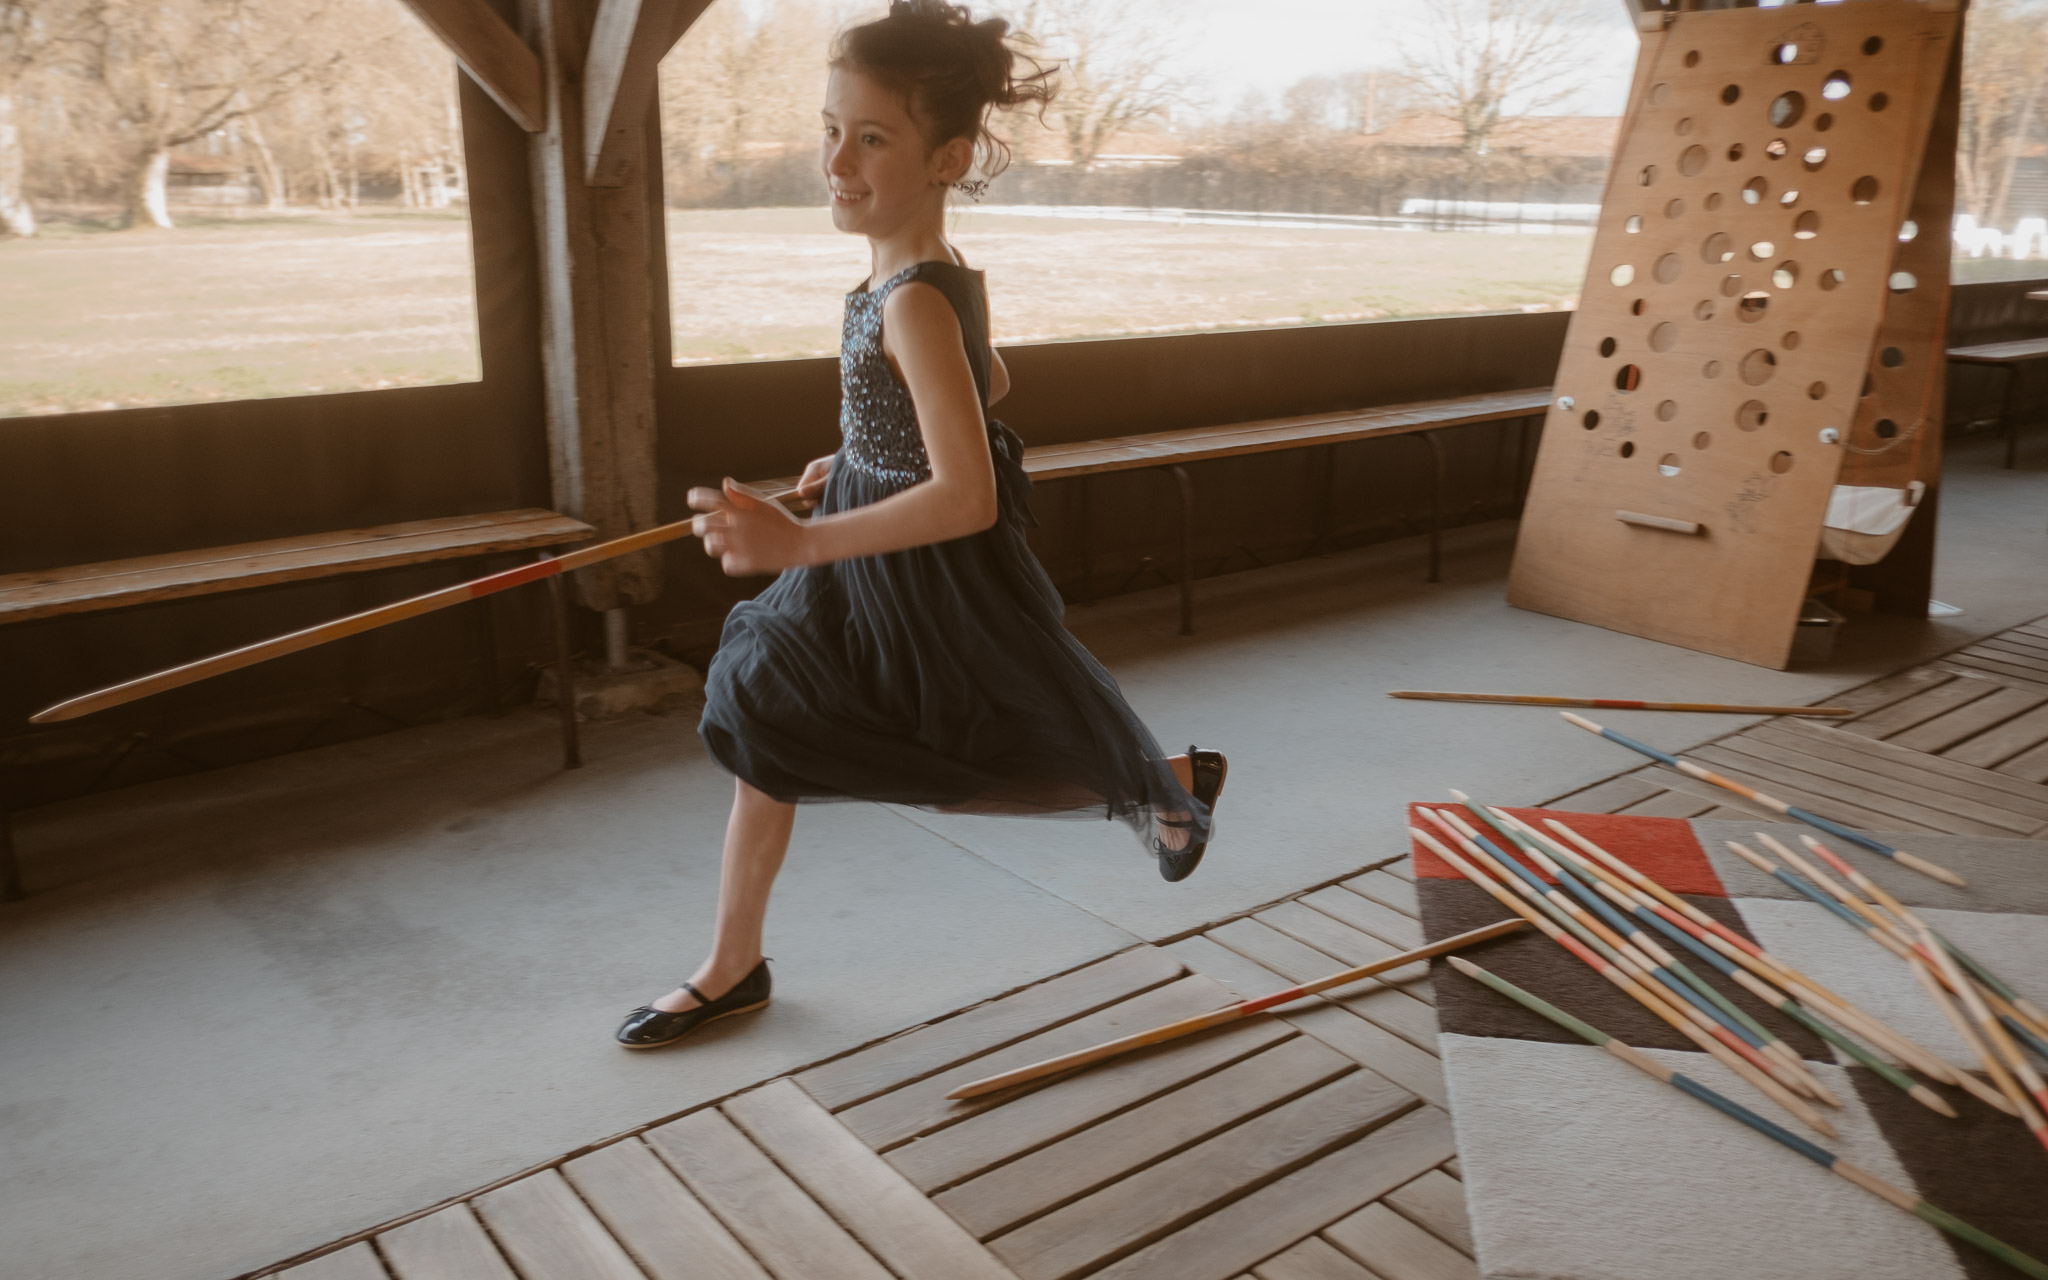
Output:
698 422 1209 853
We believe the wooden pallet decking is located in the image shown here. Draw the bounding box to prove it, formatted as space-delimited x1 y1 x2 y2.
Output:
257 617 2048 1280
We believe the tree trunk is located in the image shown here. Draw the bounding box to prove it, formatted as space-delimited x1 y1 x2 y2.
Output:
242 112 289 212
126 145 174 229
0 94 34 238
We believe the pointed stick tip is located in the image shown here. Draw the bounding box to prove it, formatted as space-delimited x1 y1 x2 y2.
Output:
1447 788 1470 803
1447 954 1482 977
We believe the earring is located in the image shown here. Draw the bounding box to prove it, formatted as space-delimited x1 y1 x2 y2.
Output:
953 177 989 201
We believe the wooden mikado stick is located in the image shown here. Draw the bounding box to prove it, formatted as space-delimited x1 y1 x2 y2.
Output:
943 917 1527 1100
1503 813 1953 1117
1916 921 2048 1150
1446 958 2048 1280
1541 817 1966 1090
1412 824 1835 1137
29 481 802 724
1388 691 1852 716
1559 712 1967 887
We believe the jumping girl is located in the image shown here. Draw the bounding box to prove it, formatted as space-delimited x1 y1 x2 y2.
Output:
617 0 1227 1049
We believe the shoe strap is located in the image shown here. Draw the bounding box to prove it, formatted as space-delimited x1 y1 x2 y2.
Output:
677 980 709 1007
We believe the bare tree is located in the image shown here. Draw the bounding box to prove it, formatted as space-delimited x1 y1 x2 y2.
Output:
1 0 93 235
1015 0 1189 168
1399 0 1586 156
1957 0 2048 228
78 0 339 228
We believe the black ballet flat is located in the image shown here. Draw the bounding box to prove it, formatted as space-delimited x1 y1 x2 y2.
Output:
616 959 772 1049
1156 745 1227 883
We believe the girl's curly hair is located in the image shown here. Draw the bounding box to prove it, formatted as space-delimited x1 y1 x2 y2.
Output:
831 1 1058 182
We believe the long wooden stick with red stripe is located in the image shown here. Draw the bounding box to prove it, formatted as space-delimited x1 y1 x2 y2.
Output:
944 917 1526 1100
29 483 800 725
1388 691 1852 716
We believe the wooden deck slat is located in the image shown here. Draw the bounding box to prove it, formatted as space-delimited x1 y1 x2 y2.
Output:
1939 652 2048 690
1842 678 1999 739
1347 870 1419 918
1695 741 2027 835
1083 1108 1458 1280
986 1073 1420 1280
934 1036 1362 1239
1996 738 2048 784
1539 773 1666 814
725 1079 1019 1280
1383 1169 1476 1256
279 1244 391 1280
1980 634 2048 662
798 946 1185 1111
379 1206 520 1280
1649 752 1945 835
560 1140 770 1280
836 975 1242 1151
1828 665 1958 716
1755 719 2048 813
887 1014 1293 1194
1964 643 2048 674
1323 1203 1481 1280
1943 700 2048 767
1379 857 1417 882
1208 918 1439 1050
470 1170 646 1280
1302 885 1424 950
1251 1237 1380 1279
1614 789 1726 819
646 1107 896 1280
1164 936 1448 1108
1256 901 1434 1003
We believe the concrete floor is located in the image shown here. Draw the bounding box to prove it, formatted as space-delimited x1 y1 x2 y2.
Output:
3 435 2044 1280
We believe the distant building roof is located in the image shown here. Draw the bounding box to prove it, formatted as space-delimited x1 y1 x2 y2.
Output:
1360 114 1620 159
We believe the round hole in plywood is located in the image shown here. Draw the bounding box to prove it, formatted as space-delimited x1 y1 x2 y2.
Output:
1611 264 1636 286
1685 49 1701 67
1819 267 1846 290
1619 440 1636 458
1722 83 1742 105
1694 299 1716 320
1870 91 1889 112
1650 321 1680 351
1851 175 1879 205
1803 146 1828 171
1780 189 1801 208
1899 219 1919 241
1736 399 1769 430
1650 82 1673 106
1743 176 1768 204
1583 409 1601 429
1783 330 1802 350
1600 336 1618 356
1677 116 1695 136
1705 192 1725 212
1656 399 1679 421
1875 418 1899 439
1721 273 1743 296
1655 252 1684 283
1766 137 1789 160
1726 142 1745 163
1773 262 1799 288
1769 91 1805 127
1615 364 1643 392
1771 42 1797 65
1631 297 1647 315
1793 210 1821 239
1640 164 1659 186
1888 270 1917 292
1704 359 1723 378
1702 232 1735 263
1880 346 1905 367
1740 348 1777 385
1816 112 1833 132
1658 453 1683 476
1693 431 1712 450
1863 36 1883 55
1679 145 1709 177
1626 214 1643 233
1666 198 1687 218
1749 239 1776 260
1738 291 1770 321
1770 450 1795 474
1808 380 1827 400
1822 70 1852 100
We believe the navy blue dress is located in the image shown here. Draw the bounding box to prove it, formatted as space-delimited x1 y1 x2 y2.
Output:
698 261 1208 852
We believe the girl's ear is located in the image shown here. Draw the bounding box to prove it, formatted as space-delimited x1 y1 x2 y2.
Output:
932 135 975 187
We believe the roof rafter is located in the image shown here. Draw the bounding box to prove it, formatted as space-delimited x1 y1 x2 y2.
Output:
583 0 713 185
398 0 546 133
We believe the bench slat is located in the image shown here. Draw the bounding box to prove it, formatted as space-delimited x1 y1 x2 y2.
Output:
1946 338 2048 363
0 509 595 623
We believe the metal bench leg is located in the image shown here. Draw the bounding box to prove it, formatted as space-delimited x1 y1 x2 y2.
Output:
547 572 582 769
1078 475 1095 605
2002 364 2024 469
1169 465 1195 635
1 800 21 902
1421 431 1446 583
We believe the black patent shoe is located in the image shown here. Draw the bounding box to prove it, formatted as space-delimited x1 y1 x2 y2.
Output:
616 959 772 1049
1156 746 1227 883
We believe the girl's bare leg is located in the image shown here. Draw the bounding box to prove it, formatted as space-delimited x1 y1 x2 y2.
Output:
652 778 796 1012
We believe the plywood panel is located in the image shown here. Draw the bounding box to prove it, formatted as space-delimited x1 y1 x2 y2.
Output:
1509 1 1962 668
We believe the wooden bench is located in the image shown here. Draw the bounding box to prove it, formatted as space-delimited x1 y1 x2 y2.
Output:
0 508 595 900
1947 337 2048 468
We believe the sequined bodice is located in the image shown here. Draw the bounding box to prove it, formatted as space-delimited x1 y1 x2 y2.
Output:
839 270 932 486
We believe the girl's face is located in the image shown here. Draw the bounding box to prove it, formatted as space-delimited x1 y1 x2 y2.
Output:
821 67 971 241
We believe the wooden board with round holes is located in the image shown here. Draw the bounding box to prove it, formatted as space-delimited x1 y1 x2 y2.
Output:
1508 0 1961 670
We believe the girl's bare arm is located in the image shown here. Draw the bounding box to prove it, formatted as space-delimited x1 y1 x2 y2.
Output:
693 282 998 574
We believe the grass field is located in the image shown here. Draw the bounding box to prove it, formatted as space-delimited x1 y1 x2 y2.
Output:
2 205 2036 416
